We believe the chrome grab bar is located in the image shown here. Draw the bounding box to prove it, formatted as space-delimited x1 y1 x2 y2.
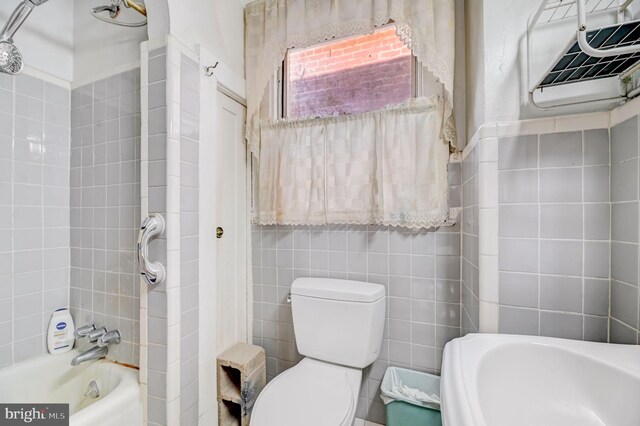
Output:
137 214 166 287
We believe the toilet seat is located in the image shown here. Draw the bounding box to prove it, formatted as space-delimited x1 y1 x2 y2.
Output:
251 358 360 426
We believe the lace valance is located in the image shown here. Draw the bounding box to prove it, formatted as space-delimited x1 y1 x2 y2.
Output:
244 0 457 158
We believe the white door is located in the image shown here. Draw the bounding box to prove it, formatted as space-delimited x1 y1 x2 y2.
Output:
215 91 249 354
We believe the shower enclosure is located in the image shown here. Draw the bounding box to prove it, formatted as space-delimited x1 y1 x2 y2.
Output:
0 0 149 421
0 0 249 424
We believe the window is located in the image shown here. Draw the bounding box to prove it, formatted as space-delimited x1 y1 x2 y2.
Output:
282 26 415 119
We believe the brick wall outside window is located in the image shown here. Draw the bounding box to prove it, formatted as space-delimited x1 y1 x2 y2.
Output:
286 26 412 119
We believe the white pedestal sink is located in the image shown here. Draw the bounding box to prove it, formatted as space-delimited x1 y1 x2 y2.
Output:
441 334 640 426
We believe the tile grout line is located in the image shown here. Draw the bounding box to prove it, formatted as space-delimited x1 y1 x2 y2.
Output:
581 130 585 341
11 75 14 363
537 133 541 336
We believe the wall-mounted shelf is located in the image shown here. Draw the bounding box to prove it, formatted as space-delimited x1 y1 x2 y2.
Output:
539 21 640 88
533 0 624 25
528 0 640 109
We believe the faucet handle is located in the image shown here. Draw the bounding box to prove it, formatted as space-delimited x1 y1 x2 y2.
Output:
74 323 96 338
87 327 108 343
97 330 121 348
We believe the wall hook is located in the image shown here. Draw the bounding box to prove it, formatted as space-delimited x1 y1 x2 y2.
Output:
205 62 219 76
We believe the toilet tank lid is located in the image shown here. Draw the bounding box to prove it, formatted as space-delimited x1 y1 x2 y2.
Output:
291 278 385 303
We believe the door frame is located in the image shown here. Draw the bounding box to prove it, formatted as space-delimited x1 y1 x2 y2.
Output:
198 47 250 426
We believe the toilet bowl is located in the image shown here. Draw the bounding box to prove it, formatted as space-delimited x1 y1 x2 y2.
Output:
250 277 386 426
251 358 361 426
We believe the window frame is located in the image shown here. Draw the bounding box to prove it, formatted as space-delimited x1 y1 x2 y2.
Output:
276 26 422 120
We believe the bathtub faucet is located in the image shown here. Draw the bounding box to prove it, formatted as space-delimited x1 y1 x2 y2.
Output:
71 345 108 366
71 326 122 366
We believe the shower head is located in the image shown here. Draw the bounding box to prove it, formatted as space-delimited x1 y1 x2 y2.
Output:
0 41 23 75
0 0 50 75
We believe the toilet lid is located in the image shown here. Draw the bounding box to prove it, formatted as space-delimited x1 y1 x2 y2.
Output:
252 361 355 426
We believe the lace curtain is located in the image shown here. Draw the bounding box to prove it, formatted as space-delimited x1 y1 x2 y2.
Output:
256 98 450 229
244 0 457 156
245 0 455 229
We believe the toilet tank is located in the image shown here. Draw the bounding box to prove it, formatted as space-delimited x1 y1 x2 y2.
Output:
290 277 386 369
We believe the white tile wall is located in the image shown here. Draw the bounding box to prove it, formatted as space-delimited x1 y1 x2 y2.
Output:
497 130 610 342
0 72 70 367
461 145 479 334
144 44 169 426
69 68 141 366
179 53 200 426
141 39 202 426
610 116 640 344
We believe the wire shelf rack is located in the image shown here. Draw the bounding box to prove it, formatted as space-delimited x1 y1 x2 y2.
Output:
532 0 625 26
528 0 640 109
539 20 640 88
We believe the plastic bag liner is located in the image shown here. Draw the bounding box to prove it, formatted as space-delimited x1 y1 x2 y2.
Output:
380 367 441 411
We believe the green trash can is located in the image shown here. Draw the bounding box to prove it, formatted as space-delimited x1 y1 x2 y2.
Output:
380 367 442 426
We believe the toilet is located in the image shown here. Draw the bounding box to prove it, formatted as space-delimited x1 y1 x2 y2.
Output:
251 277 386 426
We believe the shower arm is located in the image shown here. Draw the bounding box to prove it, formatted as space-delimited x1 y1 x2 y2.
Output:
123 0 146 17
90 0 147 27
0 0 36 43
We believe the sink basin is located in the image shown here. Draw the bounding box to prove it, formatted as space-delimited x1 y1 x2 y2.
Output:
441 334 640 426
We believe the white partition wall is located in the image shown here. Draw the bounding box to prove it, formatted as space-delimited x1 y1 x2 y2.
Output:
140 35 249 426
140 36 203 426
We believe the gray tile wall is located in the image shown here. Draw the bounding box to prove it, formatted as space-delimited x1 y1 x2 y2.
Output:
461 147 479 334
610 116 640 344
0 73 70 367
497 131 610 342
146 46 169 426
251 164 462 424
69 69 141 366
179 54 200 426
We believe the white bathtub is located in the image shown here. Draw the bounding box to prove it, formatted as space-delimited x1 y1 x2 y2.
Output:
0 350 142 426
441 334 640 426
